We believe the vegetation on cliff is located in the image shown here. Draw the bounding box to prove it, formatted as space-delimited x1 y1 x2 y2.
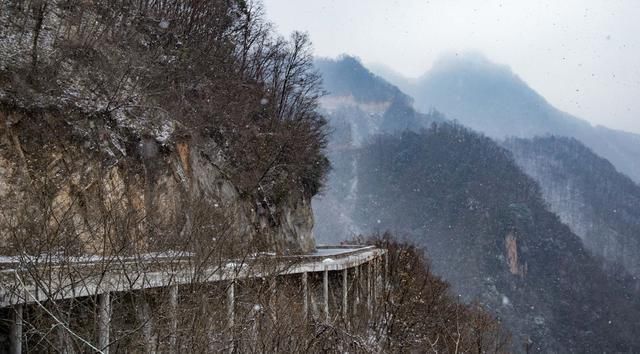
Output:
0 0 329 256
0 1 332 350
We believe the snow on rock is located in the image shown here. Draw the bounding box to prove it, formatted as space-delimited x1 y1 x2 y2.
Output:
155 121 175 145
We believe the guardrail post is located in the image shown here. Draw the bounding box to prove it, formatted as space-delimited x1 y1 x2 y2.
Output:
98 292 111 354
302 272 308 320
10 304 23 354
323 267 329 322
169 285 178 351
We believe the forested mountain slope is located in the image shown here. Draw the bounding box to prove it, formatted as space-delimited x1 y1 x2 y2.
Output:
314 54 640 351
354 124 640 352
505 136 640 280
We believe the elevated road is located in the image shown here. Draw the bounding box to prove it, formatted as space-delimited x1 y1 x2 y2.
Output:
0 245 385 308
0 245 387 353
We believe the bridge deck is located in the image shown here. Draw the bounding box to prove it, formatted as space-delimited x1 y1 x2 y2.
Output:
0 245 385 308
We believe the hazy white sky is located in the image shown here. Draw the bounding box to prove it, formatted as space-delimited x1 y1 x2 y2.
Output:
263 0 640 134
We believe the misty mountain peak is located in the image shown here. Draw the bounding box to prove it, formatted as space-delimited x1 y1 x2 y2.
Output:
418 52 548 112
427 51 513 78
314 55 411 104
387 51 593 141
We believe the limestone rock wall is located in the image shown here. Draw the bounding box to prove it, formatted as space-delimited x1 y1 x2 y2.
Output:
0 108 315 256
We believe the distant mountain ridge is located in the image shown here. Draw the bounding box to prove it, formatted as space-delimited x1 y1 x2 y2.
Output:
373 52 640 183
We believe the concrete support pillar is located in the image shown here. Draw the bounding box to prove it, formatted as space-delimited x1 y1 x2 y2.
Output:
353 266 360 318
98 293 111 354
250 305 259 346
373 257 379 309
139 296 155 354
227 281 235 353
270 277 277 323
10 304 23 354
169 285 178 351
56 323 74 354
301 272 308 320
342 269 348 325
323 268 329 322
367 262 372 315
384 252 389 291
227 281 235 329
201 293 214 352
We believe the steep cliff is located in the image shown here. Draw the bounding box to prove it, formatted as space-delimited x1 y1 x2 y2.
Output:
0 1 328 256
505 136 640 279
0 108 316 255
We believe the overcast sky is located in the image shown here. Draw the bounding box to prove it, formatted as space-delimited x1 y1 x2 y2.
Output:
263 0 640 134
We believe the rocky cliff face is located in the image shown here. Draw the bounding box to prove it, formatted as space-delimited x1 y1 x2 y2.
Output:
0 1 326 256
0 107 315 256
505 136 640 279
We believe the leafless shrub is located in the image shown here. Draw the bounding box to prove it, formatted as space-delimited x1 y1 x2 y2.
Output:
365 233 512 353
